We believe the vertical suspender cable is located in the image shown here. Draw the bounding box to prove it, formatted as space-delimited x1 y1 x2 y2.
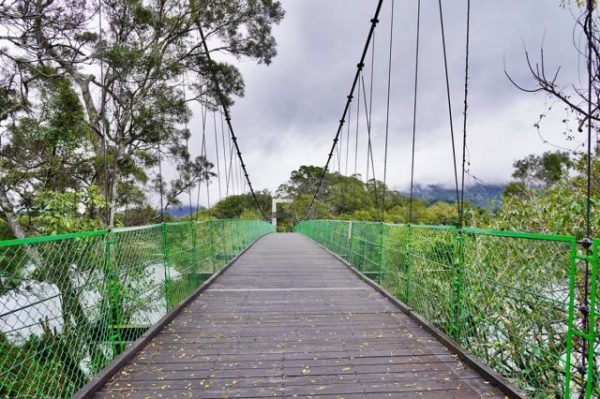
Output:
580 0 594 382
345 93 352 176
231 138 238 195
182 73 193 219
302 0 384 220
382 0 395 218
237 151 243 194
220 113 230 196
365 31 376 185
197 26 269 220
98 0 110 227
227 140 234 196
437 0 461 213
408 0 422 224
195 103 208 219
212 111 222 201
459 0 471 227
360 74 382 220
584 0 594 242
337 121 343 173
157 142 165 221
201 128 212 218
354 76 361 176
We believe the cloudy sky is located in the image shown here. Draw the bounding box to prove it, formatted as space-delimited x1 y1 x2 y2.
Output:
183 0 588 207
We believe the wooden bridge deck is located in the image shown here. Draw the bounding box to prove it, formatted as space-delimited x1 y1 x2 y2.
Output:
93 233 507 398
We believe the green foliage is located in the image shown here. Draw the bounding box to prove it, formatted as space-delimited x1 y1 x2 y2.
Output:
239 209 261 220
0 220 275 398
209 190 272 220
512 151 572 188
44 79 90 145
0 0 285 231
297 220 597 398
115 205 162 227
495 151 598 236
31 186 106 235
278 165 470 226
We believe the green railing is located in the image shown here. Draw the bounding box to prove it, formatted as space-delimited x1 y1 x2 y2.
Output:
0 220 274 398
295 220 599 399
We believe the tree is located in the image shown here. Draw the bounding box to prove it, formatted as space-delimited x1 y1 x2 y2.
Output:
507 2 599 156
278 165 474 225
277 165 329 200
511 151 572 189
0 3 284 393
210 190 271 220
0 0 284 234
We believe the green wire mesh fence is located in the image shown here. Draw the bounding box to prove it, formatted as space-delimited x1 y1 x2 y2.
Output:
295 220 599 399
0 220 273 398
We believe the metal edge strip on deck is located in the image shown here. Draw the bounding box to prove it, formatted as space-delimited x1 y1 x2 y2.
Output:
304 235 529 399
72 233 273 399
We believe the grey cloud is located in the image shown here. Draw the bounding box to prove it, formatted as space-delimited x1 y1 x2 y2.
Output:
181 0 586 207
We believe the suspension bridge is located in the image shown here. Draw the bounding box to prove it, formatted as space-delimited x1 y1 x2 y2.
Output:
0 0 598 398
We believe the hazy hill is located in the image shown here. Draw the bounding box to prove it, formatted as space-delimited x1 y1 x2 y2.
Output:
406 183 506 209
167 205 201 218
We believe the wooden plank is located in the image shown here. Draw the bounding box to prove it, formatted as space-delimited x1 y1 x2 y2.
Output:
92 233 515 399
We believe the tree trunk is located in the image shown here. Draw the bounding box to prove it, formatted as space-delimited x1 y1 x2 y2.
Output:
0 189 29 241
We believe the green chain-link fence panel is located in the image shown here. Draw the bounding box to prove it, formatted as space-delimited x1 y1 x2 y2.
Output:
0 220 273 398
460 228 576 397
588 238 599 398
295 220 598 399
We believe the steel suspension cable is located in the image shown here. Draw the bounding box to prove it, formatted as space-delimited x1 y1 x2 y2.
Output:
360 74 383 221
337 122 342 173
382 0 395 217
458 0 471 228
226 138 234 196
408 0 422 224
345 93 352 176
212 111 222 201
231 138 238 195
97 0 110 227
437 0 461 214
220 112 230 197
584 0 594 242
302 0 385 220
182 72 193 219
195 103 208 220
197 26 269 220
157 140 165 222
237 151 243 194
580 0 595 382
365 31 376 186
201 126 212 218
354 76 361 176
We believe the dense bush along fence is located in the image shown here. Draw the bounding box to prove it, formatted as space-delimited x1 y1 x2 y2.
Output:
295 220 599 399
0 220 274 398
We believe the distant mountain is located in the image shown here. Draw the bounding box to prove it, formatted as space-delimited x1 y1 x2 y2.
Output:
166 205 201 218
406 183 506 209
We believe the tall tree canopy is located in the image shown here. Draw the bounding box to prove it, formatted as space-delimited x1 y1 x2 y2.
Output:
0 0 284 236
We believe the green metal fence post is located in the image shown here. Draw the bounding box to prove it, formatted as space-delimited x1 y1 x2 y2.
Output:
585 240 598 397
564 240 578 399
358 223 366 272
346 221 353 260
404 225 413 304
450 228 464 340
208 220 215 274
161 222 171 310
223 221 228 262
105 229 124 355
378 222 385 284
188 221 197 286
